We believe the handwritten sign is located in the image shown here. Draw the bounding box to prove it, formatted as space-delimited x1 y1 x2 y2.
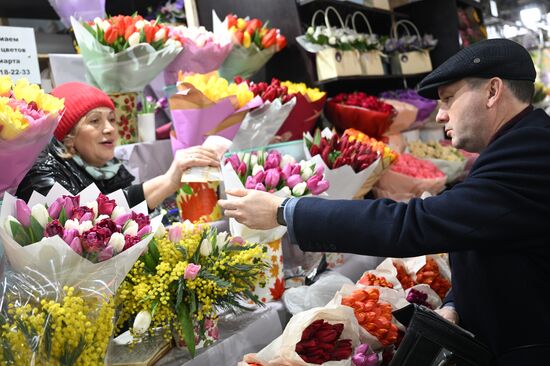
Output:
0 26 41 84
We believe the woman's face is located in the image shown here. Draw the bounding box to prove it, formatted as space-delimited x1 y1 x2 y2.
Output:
71 107 117 167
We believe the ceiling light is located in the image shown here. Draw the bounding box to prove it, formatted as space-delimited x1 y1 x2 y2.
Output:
520 7 542 30
490 0 498 17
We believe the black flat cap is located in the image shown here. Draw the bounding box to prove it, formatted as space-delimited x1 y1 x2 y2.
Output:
417 38 536 99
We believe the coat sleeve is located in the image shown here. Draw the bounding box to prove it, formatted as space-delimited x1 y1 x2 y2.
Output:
292 127 550 257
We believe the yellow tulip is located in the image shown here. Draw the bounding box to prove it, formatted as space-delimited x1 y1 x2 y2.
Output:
243 32 251 48
13 78 41 104
0 75 13 96
0 103 29 140
37 93 64 114
237 18 247 31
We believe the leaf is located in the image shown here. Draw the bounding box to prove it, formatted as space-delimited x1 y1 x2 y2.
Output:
44 315 53 359
29 216 44 243
151 300 159 317
59 335 86 366
2 338 15 364
81 21 97 36
181 183 193 195
176 278 185 309
200 269 231 288
189 291 197 315
58 207 67 227
177 245 188 259
313 129 322 146
142 253 157 274
10 220 31 246
149 239 160 263
177 303 196 358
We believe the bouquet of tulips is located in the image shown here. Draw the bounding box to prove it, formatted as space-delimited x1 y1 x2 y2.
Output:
71 14 182 92
163 25 233 84
0 77 64 198
170 72 262 151
214 12 286 80
0 183 162 365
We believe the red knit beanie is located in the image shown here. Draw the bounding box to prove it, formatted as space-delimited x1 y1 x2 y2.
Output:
50 82 115 141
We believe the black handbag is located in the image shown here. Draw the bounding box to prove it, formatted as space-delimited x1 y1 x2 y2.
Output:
389 304 494 366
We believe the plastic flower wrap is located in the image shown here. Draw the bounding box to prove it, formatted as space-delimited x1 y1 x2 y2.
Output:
169 72 262 151
379 89 438 129
0 183 161 364
0 76 64 198
229 77 297 151
71 15 182 92
116 222 268 357
48 0 105 28
215 12 286 80
164 25 233 85
384 34 437 54
304 128 382 200
408 140 467 183
373 153 446 202
326 92 396 139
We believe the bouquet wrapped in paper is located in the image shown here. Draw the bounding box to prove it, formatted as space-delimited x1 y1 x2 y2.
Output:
71 14 182 93
304 128 383 200
229 77 297 151
379 89 437 130
325 92 396 139
373 153 446 202
116 221 267 357
215 12 286 80
276 81 327 141
170 72 262 151
0 183 162 364
241 304 361 366
164 25 233 85
48 0 105 27
0 77 64 198
408 140 467 184
380 98 418 135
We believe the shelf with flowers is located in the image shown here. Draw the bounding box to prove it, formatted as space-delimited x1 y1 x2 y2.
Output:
115 221 268 357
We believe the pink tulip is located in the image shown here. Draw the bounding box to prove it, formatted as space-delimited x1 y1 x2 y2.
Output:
184 263 201 280
245 176 257 189
63 197 75 219
253 170 266 184
315 165 325 176
254 183 266 191
306 174 320 192
79 212 93 223
265 168 280 189
69 237 82 255
47 199 62 220
226 154 241 171
286 174 303 189
265 151 281 170
310 179 330 195
98 245 114 262
16 199 31 227
237 162 247 176
281 164 292 180
63 229 79 245
168 225 182 243
114 212 132 226
290 164 301 176
136 225 151 237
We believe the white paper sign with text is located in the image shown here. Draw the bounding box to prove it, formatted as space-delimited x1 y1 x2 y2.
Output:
0 26 41 84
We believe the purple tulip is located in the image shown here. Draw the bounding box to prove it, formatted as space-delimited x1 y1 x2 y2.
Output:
281 164 292 180
254 183 266 191
265 168 280 189
352 344 378 366
310 179 330 195
237 162 247 176
47 199 62 220
136 224 151 237
168 225 182 243
16 199 31 227
264 151 281 170
226 154 241 171
63 197 75 219
98 245 114 262
63 229 79 245
69 237 82 255
79 212 93 223
45 219 64 238
114 212 132 227
245 176 257 189
286 174 303 189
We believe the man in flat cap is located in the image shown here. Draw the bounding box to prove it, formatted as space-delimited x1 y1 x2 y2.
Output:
220 39 550 364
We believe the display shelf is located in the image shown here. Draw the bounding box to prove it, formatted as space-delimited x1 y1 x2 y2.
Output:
298 0 409 18
455 0 483 10
315 72 429 95
315 72 430 86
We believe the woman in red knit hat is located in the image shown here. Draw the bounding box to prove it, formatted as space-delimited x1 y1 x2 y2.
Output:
16 82 219 209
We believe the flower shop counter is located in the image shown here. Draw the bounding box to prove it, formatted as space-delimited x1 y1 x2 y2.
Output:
157 302 285 366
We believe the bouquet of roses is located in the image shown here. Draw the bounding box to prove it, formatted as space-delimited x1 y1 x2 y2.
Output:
117 221 267 357
0 77 64 198
163 25 233 84
326 92 396 139
215 12 286 80
71 14 182 92
170 72 262 151
304 128 382 200
0 183 162 365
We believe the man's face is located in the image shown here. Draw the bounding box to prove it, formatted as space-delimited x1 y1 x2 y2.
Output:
436 80 491 153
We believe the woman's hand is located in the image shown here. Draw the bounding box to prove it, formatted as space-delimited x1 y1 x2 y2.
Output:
164 146 220 189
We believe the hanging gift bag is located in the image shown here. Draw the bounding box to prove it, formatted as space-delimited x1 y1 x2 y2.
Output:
390 20 433 75
346 12 385 76
314 7 363 81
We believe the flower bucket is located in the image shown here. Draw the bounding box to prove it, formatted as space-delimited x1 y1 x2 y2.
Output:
108 92 138 145
250 238 284 303
175 182 222 223
172 317 219 352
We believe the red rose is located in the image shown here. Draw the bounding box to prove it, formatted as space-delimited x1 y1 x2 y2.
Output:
96 194 117 216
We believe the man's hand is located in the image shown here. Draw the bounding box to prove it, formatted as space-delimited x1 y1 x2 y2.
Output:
435 306 459 324
219 189 284 230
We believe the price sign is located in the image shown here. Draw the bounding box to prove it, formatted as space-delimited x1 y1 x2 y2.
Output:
0 26 41 84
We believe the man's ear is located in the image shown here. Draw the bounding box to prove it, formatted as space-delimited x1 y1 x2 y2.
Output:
486 77 504 108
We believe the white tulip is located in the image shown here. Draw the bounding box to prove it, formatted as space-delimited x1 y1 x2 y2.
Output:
128 32 140 47
199 238 212 256
95 214 109 224
108 232 126 253
216 232 228 249
182 220 194 232
252 164 264 176
329 37 337 45
292 182 307 196
299 160 313 169
133 310 152 335
154 223 166 239
78 220 93 235
280 154 296 168
93 17 102 25
301 166 313 181
4 215 20 237
348 35 356 43
237 152 245 161
123 220 139 236
307 26 314 35
64 219 80 232
30 203 49 228
242 153 251 166
279 186 292 197
340 35 349 43
153 28 166 42
100 20 111 32
250 154 258 167
134 20 145 30
84 201 98 219
111 206 126 220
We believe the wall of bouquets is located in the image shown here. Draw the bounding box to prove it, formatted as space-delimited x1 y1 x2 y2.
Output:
0 0 488 365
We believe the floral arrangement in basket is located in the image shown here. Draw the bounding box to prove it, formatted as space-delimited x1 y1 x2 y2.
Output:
116 222 268 357
384 20 438 55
